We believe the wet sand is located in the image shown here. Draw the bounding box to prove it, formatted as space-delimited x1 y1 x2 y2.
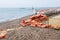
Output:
0 15 60 40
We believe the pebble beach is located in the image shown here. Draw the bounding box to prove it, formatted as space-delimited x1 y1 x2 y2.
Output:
0 14 60 40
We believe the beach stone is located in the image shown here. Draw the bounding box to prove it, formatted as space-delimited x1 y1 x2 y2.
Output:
0 27 60 40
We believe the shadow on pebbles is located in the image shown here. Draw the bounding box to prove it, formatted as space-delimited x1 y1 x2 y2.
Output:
0 26 60 40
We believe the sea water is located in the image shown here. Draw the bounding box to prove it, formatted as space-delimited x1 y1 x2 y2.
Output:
0 8 50 22
0 8 33 22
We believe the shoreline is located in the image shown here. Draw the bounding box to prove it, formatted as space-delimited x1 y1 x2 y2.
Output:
0 14 33 29
0 15 32 23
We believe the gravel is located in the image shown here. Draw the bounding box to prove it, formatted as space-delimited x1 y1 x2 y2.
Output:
0 15 60 40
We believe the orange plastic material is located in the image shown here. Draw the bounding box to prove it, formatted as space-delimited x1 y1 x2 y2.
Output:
20 13 48 27
20 13 59 29
0 31 7 39
20 20 27 26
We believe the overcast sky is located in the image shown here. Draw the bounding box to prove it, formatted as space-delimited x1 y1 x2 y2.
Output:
0 0 60 8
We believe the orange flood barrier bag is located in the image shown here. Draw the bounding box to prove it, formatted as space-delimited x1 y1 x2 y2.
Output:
20 13 59 29
20 14 48 27
0 30 7 39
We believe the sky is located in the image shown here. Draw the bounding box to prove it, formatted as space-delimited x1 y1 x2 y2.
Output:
0 0 60 8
